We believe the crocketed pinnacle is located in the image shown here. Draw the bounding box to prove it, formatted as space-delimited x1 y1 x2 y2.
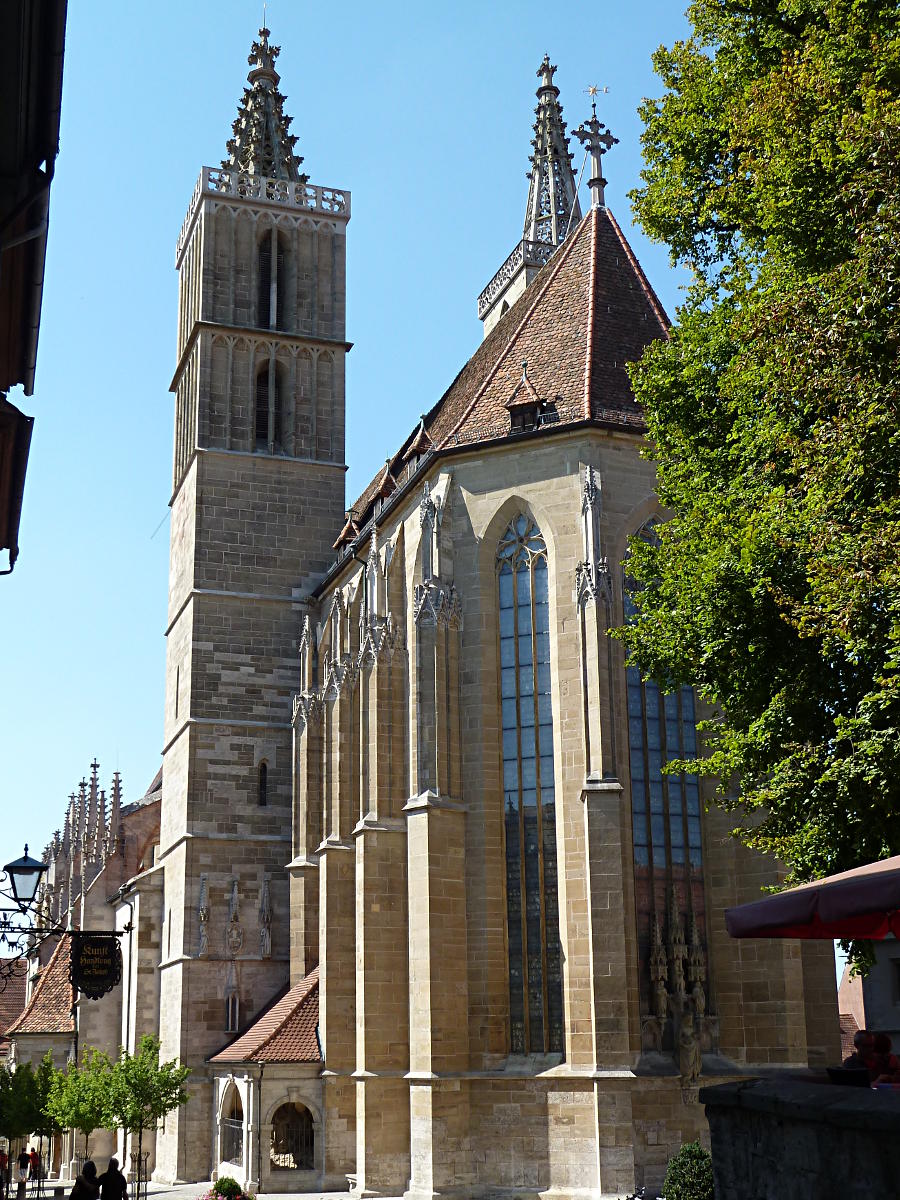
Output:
524 55 581 246
222 26 307 182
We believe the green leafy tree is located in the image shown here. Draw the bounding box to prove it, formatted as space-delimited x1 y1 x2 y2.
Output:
621 0 900 966
33 1053 62 1176
0 1062 40 1165
106 1036 189 1175
46 1049 111 1156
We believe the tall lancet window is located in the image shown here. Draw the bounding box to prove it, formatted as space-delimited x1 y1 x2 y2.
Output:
498 514 563 1055
625 523 707 1015
258 229 286 330
255 364 282 451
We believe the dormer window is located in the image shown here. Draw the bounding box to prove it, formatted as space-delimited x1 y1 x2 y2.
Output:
505 361 542 432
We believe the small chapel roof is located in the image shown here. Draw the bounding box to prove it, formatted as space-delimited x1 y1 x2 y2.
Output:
340 203 668 547
6 938 75 1037
209 966 320 1065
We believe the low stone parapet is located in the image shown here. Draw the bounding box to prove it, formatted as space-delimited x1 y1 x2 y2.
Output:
701 1077 900 1199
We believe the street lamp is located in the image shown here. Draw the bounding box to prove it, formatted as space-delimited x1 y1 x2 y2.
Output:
2 844 47 912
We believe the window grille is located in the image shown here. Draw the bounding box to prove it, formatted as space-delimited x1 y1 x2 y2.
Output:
220 1119 243 1167
270 1103 314 1171
497 514 563 1054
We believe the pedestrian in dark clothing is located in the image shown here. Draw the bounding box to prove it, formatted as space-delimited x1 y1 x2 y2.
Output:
69 1161 99 1200
96 1159 127 1200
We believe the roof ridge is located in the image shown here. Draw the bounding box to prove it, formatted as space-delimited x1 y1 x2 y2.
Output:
437 209 592 450
254 969 319 1058
6 937 73 1035
604 207 670 333
583 207 599 419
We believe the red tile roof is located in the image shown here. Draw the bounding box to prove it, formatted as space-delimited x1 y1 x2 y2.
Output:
840 1011 860 1061
0 960 28 1057
209 966 320 1065
346 205 667 536
7 939 74 1035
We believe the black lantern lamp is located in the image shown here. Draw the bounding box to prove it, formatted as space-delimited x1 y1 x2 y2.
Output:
3 845 47 913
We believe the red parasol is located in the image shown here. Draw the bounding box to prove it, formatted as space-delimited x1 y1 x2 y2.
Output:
725 855 900 939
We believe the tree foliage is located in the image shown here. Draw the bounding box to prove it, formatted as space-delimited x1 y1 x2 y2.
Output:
662 1140 715 1200
623 0 900 949
106 1035 189 1164
46 1049 111 1154
0 1061 40 1147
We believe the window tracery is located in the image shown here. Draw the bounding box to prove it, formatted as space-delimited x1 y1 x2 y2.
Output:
497 514 563 1055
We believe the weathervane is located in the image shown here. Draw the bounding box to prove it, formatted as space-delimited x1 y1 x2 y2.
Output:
585 84 609 118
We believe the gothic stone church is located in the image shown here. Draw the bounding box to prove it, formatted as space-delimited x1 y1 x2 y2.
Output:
56 28 843 1200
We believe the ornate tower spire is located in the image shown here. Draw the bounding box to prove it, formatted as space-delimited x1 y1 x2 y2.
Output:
222 26 307 182
478 56 582 335
524 56 581 247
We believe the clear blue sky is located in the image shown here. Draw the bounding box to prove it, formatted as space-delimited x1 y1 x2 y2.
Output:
2 3 694 864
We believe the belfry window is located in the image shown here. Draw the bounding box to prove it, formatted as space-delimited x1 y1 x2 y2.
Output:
255 363 282 451
258 761 268 807
498 514 563 1055
625 523 707 1010
258 228 285 330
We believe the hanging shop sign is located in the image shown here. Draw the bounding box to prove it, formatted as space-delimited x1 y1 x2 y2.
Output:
68 932 123 999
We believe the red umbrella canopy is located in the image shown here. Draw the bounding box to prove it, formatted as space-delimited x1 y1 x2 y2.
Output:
725 855 900 939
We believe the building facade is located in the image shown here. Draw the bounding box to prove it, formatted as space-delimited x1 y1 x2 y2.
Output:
17 29 839 1200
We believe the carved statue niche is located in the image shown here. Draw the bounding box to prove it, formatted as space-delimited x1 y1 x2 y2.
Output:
225 878 243 957
197 874 210 959
667 885 687 1000
258 877 272 959
678 1010 703 1086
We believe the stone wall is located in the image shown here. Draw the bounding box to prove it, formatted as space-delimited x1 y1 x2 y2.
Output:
702 1077 900 1200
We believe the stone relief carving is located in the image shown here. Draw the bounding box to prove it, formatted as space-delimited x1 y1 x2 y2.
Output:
197 874 210 959
225 878 243 957
258 877 272 959
640 884 717 1083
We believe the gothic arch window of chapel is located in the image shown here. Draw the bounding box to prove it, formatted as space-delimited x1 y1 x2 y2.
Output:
496 513 563 1056
624 519 710 1042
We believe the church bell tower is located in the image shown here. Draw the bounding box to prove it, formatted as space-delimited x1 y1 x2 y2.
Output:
156 27 349 1182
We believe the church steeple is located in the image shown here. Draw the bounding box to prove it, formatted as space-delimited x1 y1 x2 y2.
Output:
524 56 581 247
477 56 583 336
222 26 307 182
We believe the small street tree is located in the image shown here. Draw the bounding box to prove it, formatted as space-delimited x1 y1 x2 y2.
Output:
46 1049 111 1157
107 1036 189 1182
0 1062 40 1170
33 1053 62 1177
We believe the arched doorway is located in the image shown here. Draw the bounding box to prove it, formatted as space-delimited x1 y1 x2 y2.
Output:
269 1102 314 1171
220 1084 244 1168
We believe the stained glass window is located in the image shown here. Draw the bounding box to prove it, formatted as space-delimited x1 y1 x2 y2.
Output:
498 514 563 1055
624 525 706 1008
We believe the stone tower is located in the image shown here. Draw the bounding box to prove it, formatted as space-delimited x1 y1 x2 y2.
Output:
156 27 350 1182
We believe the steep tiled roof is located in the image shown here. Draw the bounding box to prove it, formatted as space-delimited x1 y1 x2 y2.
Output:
7 938 74 1035
209 966 320 1064
347 205 667 532
840 1011 860 1061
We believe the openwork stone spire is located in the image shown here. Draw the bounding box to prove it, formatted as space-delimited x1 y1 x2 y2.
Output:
524 56 581 246
222 26 307 182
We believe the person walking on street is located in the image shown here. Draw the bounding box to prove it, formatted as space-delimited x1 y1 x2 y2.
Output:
68 1161 99 1200
96 1160 126 1200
